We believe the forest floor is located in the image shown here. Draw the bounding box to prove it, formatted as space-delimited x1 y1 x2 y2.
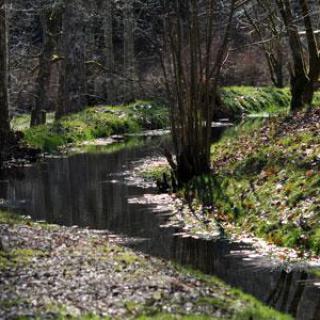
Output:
139 107 320 261
0 211 291 320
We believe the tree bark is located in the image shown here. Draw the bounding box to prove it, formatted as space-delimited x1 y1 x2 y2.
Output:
276 0 309 111
123 0 136 103
0 0 11 165
31 7 61 126
100 0 115 104
56 0 87 119
161 0 236 185
299 0 320 106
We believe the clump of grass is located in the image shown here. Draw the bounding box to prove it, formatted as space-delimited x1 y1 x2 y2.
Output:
0 210 31 225
140 164 171 182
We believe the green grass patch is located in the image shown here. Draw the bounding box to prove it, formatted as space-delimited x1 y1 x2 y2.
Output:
0 248 45 270
221 86 291 117
21 100 169 152
204 109 320 253
0 210 31 225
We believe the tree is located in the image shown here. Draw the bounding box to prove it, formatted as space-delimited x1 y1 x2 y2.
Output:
160 0 238 185
101 0 115 103
0 0 11 166
31 3 62 126
244 0 285 88
276 0 320 111
123 0 136 103
56 0 87 119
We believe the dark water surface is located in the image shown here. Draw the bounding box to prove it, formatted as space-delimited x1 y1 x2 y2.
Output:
1 136 320 320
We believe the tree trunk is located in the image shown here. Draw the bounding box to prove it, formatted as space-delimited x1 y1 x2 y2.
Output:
56 0 87 119
276 0 309 112
299 0 320 106
0 0 11 166
161 0 236 185
101 0 115 104
31 8 59 127
123 0 136 103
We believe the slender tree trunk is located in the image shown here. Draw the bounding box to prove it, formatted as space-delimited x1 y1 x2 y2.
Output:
299 0 320 106
85 0 97 106
123 0 136 103
162 0 236 185
31 9 56 127
0 0 11 166
276 0 309 111
101 0 115 104
56 0 87 119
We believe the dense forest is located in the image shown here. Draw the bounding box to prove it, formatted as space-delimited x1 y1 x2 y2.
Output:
1 0 320 319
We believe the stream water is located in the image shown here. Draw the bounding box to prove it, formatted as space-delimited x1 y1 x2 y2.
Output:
1 135 320 320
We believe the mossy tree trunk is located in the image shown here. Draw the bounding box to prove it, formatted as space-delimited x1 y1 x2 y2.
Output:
0 0 11 166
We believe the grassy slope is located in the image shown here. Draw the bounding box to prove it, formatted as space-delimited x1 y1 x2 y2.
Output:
0 210 291 320
15 100 169 152
208 108 320 254
221 87 291 116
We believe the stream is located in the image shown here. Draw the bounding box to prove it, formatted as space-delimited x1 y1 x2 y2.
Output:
1 135 320 320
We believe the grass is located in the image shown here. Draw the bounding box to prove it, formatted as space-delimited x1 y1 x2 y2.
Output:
196 107 320 254
0 210 31 225
221 86 320 118
140 164 171 182
221 86 291 117
16 100 169 152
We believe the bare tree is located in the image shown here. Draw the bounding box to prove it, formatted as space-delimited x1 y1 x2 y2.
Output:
0 0 11 166
101 0 115 103
123 0 136 103
56 0 87 119
276 0 320 110
31 3 62 126
244 0 285 88
161 0 238 184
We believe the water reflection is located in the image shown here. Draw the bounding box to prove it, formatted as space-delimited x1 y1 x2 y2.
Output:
1 136 320 320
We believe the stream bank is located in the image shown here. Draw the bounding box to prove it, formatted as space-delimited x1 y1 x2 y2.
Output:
0 211 291 320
